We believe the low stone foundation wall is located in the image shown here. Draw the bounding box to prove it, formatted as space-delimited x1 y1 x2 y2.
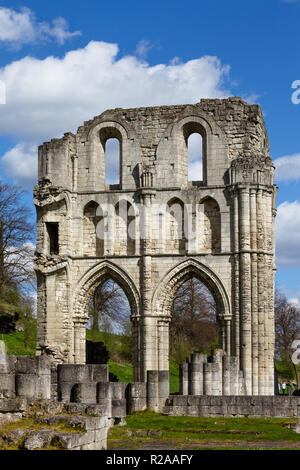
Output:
0 356 51 400
0 398 27 425
163 395 300 418
180 351 247 396
0 399 109 450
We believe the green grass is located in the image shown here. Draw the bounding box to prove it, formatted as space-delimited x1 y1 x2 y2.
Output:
2 331 36 356
275 360 300 381
169 357 180 394
109 361 133 382
108 411 300 450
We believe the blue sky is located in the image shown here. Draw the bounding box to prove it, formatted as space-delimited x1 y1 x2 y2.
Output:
0 0 299 303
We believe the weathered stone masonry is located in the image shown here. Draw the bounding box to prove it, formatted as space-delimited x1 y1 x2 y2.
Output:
34 97 277 396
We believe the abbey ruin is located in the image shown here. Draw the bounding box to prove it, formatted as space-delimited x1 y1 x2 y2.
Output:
33 97 277 397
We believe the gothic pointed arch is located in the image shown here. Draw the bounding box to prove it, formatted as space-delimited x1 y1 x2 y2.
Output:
72 260 141 323
152 258 230 321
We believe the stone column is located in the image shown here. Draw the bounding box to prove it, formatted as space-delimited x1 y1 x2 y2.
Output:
256 188 266 394
224 316 231 356
73 319 86 364
264 189 275 395
232 189 240 361
250 187 259 395
203 363 213 395
239 186 252 395
132 317 141 382
189 353 206 395
139 189 157 382
179 363 189 395
71 155 78 192
157 319 170 372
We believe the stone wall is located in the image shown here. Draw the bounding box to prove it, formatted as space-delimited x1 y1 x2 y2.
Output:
179 351 246 396
0 355 51 400
34 97 277 396
163 395 300 419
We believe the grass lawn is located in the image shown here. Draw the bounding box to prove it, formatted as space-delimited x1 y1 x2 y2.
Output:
2 331 36 356
108 410 300 450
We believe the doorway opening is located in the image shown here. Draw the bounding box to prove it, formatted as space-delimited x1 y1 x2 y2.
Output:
169 277 218 393
85 278 133 381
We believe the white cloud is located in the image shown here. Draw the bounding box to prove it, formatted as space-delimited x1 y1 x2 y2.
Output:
135 40 153 58
188 133 203 180
0 40 231 188
0 7 81 47
188 161 203 181
0 41 230 141
274 153 300 182
276 200 300 267
0 142 37 189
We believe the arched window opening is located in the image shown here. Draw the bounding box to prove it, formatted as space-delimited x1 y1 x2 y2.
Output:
105 138 120 187
46 222 59 255
202 198 221 253
169 277 218 392
83 201 104 256
187 133 203 182
86 279 132 367
114 201 136 256
166 199 185 254
182 121 207 185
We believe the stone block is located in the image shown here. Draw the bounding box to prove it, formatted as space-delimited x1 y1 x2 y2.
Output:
15 356 51 375
90 364 109 383
15 374 37 398
0 398 27 412
71 383 97 404
128 382 147 398
57 364 89 383
173 395 188 406
111 399 126 418
0 373 15 397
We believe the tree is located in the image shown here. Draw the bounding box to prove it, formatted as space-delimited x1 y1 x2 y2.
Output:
170 277 218 363
0 183 35 288
88 279 132 360
275 288 300 387
18 292 36 349
0 183 35 334
89 279 129 335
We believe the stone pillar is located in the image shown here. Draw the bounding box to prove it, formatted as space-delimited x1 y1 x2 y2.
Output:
250 187 259 395
97 382 112 418
203 363 213 395
265 189 275 395
224 316 231 356
232 189 240 361
139 189 157 382
127 382 147 414
132 317 141 382
239 186 252 395
256 188 266 394
141 316 157 381
157 319 170 372
71 155 78 192
189 353 206 395
211 350 223 395
147 370 159 412
222 355 231 395
158 370 169 409
179 363 189 395
73 319 86 364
